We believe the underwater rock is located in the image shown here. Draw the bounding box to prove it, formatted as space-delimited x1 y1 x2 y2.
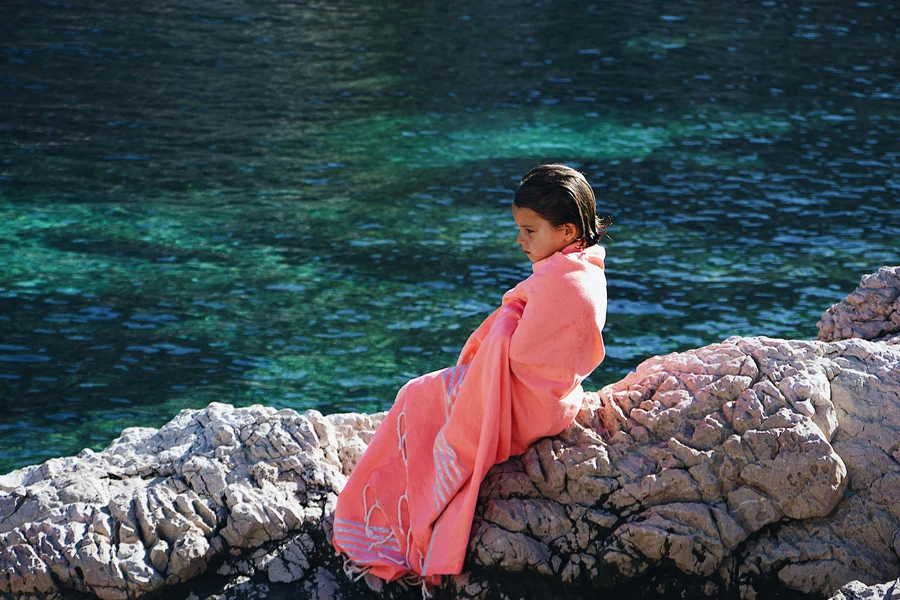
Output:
2 268 900 600
817 266 900 343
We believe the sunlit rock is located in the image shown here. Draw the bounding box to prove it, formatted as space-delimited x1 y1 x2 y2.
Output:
1 267 900 600
0 405 383 599
459 335 863 599
817 266 900 343
830 579 900 600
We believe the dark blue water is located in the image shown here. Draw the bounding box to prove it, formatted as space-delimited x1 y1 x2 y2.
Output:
1 0 898 472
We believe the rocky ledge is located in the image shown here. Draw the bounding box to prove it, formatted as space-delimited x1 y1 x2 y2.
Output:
1 267 899 600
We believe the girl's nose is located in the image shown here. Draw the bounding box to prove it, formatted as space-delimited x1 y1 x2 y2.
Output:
516 232 524 246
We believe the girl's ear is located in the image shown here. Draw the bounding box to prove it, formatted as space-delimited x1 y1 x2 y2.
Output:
563 223 579 242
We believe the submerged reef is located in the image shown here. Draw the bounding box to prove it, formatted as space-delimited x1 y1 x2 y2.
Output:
1 266 899 600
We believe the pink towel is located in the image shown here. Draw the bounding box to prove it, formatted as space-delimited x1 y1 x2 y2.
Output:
333 243 607 581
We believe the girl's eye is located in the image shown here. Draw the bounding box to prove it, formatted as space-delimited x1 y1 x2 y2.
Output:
525 229 534 234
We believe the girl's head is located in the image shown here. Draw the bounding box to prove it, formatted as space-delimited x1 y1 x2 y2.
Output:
512 163 612 262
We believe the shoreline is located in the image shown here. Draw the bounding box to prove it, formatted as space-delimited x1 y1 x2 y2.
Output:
1 267 898 600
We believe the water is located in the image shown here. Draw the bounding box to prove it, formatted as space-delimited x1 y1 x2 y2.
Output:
1 0 898 473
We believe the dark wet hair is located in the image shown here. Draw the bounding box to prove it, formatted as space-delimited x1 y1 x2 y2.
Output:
513 164 612 247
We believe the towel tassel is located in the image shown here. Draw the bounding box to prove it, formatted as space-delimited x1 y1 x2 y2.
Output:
342 556 370 582
397 401 409 464
403 573 435 600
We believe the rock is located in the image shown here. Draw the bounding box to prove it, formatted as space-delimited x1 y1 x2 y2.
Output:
817 266 900 342
743 338 900 598
463 336 874 599
830 579 900 600
0 405 384 600
2 268 900 600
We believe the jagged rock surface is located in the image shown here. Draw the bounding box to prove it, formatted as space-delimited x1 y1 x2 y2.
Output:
2 268 900 600
455 336 900 600
0 405 384 600
830 579 900 600
817 266 900 343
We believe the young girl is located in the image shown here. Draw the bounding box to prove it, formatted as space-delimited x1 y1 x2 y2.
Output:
332 163 611 590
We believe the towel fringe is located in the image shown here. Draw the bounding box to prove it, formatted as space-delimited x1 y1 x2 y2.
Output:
397 402 409 464
362 484 377 538
407 526 416 569
339 366 474 586
403 574 435 600
342 558 437 599
342 556 370 582
396 397 414 567
397 493 409 532
360 485 400 553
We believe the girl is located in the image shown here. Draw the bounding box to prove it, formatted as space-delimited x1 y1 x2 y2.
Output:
332 163 611 590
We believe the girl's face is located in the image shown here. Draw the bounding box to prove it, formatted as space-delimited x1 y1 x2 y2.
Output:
511 204 580 263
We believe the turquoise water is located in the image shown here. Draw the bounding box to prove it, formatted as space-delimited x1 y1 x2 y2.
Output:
1 0 898 473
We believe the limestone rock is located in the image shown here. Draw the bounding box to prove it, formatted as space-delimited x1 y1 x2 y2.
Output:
464 336 889 599
817 266 900 342
3 268 900 600
0 405 384 599
829 579 900 600
740 338 900 598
